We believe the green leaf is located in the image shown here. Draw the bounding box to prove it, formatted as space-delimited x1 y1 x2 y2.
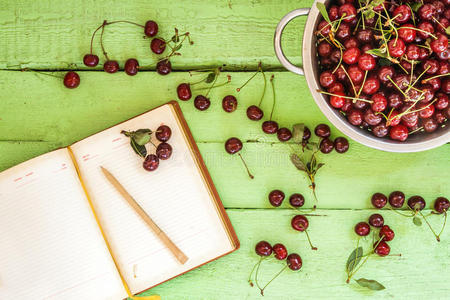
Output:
356 278 386 291
446 26 450 36
292 124 305 144
205 72 216 83
346 247 363 274
130 139 147 158
132 129 152 146
290 154 306 172
171 34 180 43
413 216 422 226
316 2 331 24
174 44 183 51
365 48 388 58
409 2 422 12
315 163 325 172
378 58 392 66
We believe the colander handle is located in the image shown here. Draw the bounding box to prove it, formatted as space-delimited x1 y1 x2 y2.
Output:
274 8 310 75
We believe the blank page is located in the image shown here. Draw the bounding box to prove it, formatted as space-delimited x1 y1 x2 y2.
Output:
0 149 126 300
70 104 233 294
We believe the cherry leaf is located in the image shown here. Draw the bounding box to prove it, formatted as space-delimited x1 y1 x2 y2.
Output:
205 72 216 83
356 278 386 291
316 2 331 24
292 124 305 144
446 26 450 36
346 247 363 274
290 153 306 172
365 48 388 58
413 216 422 226
130 139 147 158
409 2 422 12
171 34 180 43
132 129 152 146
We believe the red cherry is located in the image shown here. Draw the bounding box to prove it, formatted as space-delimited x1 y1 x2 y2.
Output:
374 241 390 256
362 77 380 95
104 60 119 73
291 215 309 231
371 93 387 112
393 5 412 23
431 34 449 53
354 222 371 236
143 154 159 171
144 20 158 37
286 253 302 270
358 53 376 71
177 83 192 101
343 47 361 65
330 92 346 108
348 65 364 84
418 103 435 119
63 71 80 89
83 54 99 67
319 70 336 88
273 243 288 260
151 38 166 54
388 39 406 58
339 4 357 23
255 241 273 256
398 24 416 43
379 225 395 241
389 124 409 141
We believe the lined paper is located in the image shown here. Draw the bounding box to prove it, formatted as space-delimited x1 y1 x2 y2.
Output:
70 104 233 294
0 149 126 300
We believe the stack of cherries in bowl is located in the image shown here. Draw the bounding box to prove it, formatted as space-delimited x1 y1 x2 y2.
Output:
316 0 449 142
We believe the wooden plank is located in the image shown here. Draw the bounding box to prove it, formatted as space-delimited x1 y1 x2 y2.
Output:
144 209 450 299
0 71 448 209
0 0 312 70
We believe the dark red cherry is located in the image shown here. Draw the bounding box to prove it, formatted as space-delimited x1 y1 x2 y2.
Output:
83 54 99 67
423 118 438 132
418 21 435 39
286 253 302 270
356 29 374 43
225 137 242 154
291 215 309 231
255 241 272 256
156 142 172 160
104 60 119 73
273 243 288 260
150 38 166 54
378 66 395 85
379 225 395 241
389 124 408 141
393 5 412 23
222 95 238 112
319 70 336 88
343 47 361 65
177 83 192 101
155 125 172 142
374 240 390 256
124 58 139 76
336 23 351 40
434 197 450 214
289 193 305 208
334 137 349 153
407 195 426 211
143 154 159 171
318 41 333 57
268 190 285 207
348 65 364 84
63 71 80 89
277 128 292 142
262 121 279 134
387 39 406 58
431 34 449 53
371 93 387 112
354 222 370 236
419 3 437 21
320 138 334 154
314 124 331 138
369 214 384 228
339 3 357 23
194 95 211 111
144 20 158 37
347 109 363 126
156 59 172 75
364 109 383 126
246 105 264 121
389 191 405 208
398 24 416 43
371 193 387 209
372 122 389 137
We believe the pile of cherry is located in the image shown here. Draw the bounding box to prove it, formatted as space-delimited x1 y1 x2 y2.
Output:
248 241 302 296
316 0 449 142
121 125 173 172
63 19 192 88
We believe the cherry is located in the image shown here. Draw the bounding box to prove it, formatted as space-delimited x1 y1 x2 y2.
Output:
356 29 374 43
334 137 349 153
317 20 332 36
344 37 359 49
343 47 361 65
329 5 339 21
374 240 390 256
319 70 336 88
144 20 158 37
371 193 387 209
339 4 357 23
379 225 395 241
378 66 395 85
255 241 272 256
435 93 449 110
225 137 254 179
156 59 172 75
124 58 139 76
393 5 412 23
268 190 285 207
389 191 405 208
291 215 316 250
302 127 311 141
150 38 166 54
194 95 211 111
387 110 401 126
387 39 406 58
177 83 192 101
369 214 384 228
398 24 416 43
354 222 370 236
320 138 334 154
330 92 345 108
289 193 305 208
262 121 279 134
419 4 437 21
418 21 435 39
431 34 449 53
423 118 439 132
347 65 364 84
104 60 119 73
364 109 383 126
347 109 363 126
155 125 172 142
418 103 435 119
273 243 288 260
406 44 420 60
318 41 333 57
362 77 380 95
358 53 376 71
277 128 292 142
434 197 450 214
371 93 387 112
314 124 331 138
63 71 80 89
156 142 172 160
389 124 409 141
246 105 264 121
423 59 440 75
286 253 302 270
143 154 159 171
328 82 345 94
222 95 238 112
407 195 426 211
336 22 351 40
83 54 99 67
372 122 389 137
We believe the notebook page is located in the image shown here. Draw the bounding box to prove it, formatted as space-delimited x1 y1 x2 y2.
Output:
70 104 233 293
0 149 126 300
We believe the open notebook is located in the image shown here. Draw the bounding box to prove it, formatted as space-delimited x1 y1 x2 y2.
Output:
0 101 239 299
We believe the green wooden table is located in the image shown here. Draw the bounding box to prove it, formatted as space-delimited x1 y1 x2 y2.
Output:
1 0 449 299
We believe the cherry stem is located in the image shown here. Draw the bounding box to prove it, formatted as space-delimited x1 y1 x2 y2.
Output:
89 23 106 54
236 62 262 92
248 257 263 287
259 265 288 296
269 75 276 120
254 257 265 291
99 20 109 61
193 75 231 91
388 206 414 217
317 90 373 103
423 73 450 83
238 153 254 179
437 211 447 239
258 68 267 107
419 210 440 242
205 70 219 97
21 68 62 79
104 20 144 28
304 230 317 250
347 236 384 283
